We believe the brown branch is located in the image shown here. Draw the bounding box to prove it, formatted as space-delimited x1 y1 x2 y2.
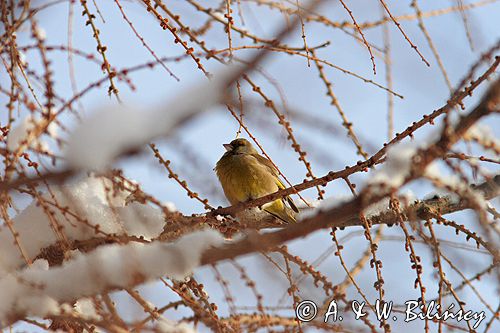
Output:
207 57 499 218
200 77 500 266
1 47 496 200
150 172 500 241
28 171 498 326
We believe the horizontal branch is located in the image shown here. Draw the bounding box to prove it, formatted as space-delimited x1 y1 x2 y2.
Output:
36 174 497 269
200 174 499 265
207 56 500 219
200 77 500 266
342 174 498 229
0 230 223 326
320 174 500 229
11 81 497 329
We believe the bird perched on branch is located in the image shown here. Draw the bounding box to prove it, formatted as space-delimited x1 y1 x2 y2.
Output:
215 138 299 223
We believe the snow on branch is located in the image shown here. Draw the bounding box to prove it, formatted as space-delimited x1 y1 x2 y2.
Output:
0 176 167 275
6 115 58 153
0 229 223 326
198 78 500 266
1 0 498 331
368 140 426 188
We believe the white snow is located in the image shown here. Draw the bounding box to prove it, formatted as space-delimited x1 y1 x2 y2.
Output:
163 202 177 212
6 115 57 152
297 191 416 221
297 195 351 220
424 162 489 209
363 191 416 217
65 65 240 170
119 202 165 238
211 11 226 22
465 124 500 148
34 26 47 40
18 51 27 66
74 298 102 321
363 197 391 218
368 141 419 188
0 229 223 325
156 318 197 333
0 176 166 275
367 123 449 189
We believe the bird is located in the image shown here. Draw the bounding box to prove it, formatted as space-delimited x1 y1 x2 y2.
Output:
215 138 299 223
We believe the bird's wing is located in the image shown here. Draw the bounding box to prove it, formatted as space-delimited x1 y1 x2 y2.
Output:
252 153 279 177
252 154 299 213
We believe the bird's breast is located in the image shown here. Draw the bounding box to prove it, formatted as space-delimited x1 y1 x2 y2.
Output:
215 154 279 204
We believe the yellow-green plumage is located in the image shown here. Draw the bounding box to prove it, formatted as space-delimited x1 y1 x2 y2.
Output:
215 138 298 223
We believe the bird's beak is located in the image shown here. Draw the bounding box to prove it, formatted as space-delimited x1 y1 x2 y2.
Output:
223 143 232 151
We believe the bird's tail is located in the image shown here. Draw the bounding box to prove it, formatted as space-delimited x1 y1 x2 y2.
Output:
263 200 297 224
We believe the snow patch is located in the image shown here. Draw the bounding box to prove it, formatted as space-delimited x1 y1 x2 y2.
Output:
0 229 223 324
0 176 166 275
6 115 57 152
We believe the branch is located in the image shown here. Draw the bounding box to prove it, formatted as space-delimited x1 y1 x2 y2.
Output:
0 230 223 326
20 170 496 328
0 46 497 199
371 175 499 224
207 57 499 218
8 100 497 326
200 77 500 266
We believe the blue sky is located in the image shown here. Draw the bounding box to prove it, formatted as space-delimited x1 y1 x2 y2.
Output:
2 0 499 331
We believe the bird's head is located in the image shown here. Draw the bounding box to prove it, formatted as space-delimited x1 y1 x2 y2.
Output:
223 138 257 155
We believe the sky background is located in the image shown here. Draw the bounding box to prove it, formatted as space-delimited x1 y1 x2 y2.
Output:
2 0 500 331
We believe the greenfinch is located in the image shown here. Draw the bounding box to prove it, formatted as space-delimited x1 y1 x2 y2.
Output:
215 138 299 223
